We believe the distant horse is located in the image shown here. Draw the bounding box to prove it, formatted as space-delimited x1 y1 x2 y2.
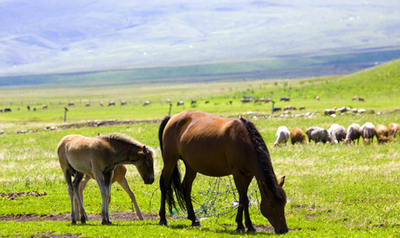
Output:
74 164 145 221
57 133 154 225
158 110 288 234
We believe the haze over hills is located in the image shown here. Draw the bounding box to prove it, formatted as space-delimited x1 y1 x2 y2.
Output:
0 0 400 85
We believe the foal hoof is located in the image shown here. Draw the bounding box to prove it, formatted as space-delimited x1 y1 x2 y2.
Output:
71 221 77 225
192 221 201 227
159 221 168 226
236 227 245 232
247 228 256 233
101 221 112 225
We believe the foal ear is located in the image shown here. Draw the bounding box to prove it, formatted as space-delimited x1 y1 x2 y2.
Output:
278 176 285 187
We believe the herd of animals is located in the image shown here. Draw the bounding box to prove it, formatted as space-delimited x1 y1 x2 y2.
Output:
273 122 400 146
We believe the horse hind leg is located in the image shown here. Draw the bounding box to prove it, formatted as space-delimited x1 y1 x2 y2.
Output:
181 164 199 226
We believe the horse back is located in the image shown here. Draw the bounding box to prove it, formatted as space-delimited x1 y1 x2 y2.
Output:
162 110 256 176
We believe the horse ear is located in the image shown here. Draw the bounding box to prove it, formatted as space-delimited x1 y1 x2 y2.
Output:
279 176 285 187
142 146 147 155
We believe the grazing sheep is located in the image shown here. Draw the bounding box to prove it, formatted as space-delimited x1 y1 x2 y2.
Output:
121 100 127 106
68 102 75 106
143 101 150 106
316 96 320 101
328 124 347 143
290 127 306 145
42 104 48 109
273 126 290 147
4 108 11 112
360 122 376 144
358 97 365 101
306 126 333 144
324 109 336 116
191 100 197 105
241 98 253 103
388 123 400 138
177 101 184 106
108 101 115 106
375 124 389 143
344 123 361 144
352 96 358 101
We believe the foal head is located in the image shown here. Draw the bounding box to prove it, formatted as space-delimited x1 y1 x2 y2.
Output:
133 146 155 184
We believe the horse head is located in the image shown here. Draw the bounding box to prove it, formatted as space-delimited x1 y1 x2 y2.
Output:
133 146 155 184
259 176 288 234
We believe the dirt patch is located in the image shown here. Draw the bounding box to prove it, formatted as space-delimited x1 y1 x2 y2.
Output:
0 211 157 222
0 191 47 200
30 232 83 238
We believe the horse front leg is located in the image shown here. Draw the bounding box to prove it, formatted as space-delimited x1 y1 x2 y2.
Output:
182 165 200 226
233 174 255 232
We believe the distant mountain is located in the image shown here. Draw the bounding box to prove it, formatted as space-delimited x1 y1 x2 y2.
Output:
0 0 400 77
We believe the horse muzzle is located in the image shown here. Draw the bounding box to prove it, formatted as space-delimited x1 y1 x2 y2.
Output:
144 176 154 184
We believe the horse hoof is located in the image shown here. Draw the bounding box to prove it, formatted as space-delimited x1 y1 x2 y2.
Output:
159 221 168 226
102 221 112 225
192 221 201 227
71 221 77 225
247 228 256 233
236 227 245 232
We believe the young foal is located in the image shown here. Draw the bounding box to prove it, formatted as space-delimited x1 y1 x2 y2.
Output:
158 110 288 234
74 165 144 221
57 133 154 225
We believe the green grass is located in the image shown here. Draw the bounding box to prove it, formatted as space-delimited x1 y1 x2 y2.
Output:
1 59 400 237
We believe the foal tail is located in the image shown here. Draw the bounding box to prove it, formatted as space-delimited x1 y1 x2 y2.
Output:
239 117 279 191
158 116 187 213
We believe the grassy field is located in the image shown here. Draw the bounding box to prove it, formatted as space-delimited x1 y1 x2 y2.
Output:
1 60 400 237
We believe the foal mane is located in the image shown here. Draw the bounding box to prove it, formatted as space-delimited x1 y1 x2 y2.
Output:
239 117 285 199
100 133 154 156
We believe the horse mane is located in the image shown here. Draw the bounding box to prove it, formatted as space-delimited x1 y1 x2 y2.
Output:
239 117 285 200
100 133 154 156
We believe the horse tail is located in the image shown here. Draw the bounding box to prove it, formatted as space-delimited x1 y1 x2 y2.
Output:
239 117 279 192
158 116 171 155
158 116 187 213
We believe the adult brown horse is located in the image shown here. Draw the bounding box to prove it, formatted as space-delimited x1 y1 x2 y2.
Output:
158 110 288 234
57 133 154 225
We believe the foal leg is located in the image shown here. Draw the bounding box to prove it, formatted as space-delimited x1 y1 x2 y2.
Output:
73 172 88 223
74 174 90 221
182 165 200 226
95 170 114 225
63 168 77 225
118 177 144 220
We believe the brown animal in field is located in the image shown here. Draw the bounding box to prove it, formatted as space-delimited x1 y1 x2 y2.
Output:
191 100 197 105
375 124 389 143
290 128 306 145
299 106 305 110
358 97 365 101
4 108 11 112
352 96 358 101
388 123 400 138
85 103 90 107
344 123 361 144
68 102 75 106
108 101 115 106
42 105 48 109
121 100 127 106
241 98 253 103
328 124 347 143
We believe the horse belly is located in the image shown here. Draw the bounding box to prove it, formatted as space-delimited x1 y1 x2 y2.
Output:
181 147 232 177
66 149 93 174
